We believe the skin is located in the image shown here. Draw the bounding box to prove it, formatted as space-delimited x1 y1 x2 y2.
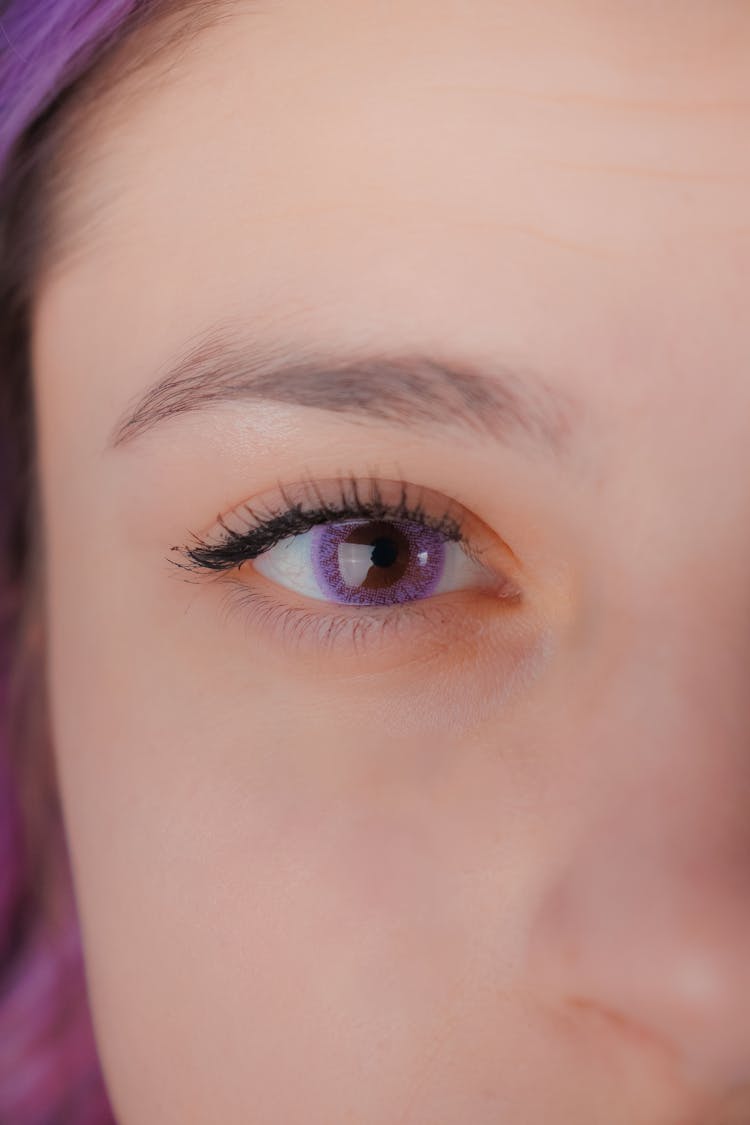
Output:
28 0 750 1120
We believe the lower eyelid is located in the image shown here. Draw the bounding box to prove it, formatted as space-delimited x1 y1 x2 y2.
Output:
219 573 516 664
220 574 426 655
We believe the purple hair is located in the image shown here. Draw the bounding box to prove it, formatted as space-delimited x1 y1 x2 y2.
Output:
0 2 175 1120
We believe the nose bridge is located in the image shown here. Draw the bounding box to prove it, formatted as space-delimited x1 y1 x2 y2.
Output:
528 579 750 1094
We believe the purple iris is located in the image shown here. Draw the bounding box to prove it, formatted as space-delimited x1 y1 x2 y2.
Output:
311 519 446 606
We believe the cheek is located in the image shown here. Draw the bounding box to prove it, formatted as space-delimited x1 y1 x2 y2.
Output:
48 675 508 1121
43 540 546 1121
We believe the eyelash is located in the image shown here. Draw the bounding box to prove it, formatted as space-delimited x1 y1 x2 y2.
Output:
171 477 470 574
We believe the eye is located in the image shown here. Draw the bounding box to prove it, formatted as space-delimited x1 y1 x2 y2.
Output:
252 517 490 606
172 475 522 637
171 477 525 660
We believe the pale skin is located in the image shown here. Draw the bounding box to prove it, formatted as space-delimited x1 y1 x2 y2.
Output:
28 0 750 1121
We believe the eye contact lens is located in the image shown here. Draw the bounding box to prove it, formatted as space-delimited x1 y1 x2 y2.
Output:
311 519 446 606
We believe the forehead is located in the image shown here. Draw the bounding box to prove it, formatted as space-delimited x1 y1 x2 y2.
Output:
33 0 750 447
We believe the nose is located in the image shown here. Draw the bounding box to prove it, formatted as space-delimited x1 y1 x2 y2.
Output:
527 603 750 1096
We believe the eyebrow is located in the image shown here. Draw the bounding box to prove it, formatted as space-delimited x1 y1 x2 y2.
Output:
109 323 576 454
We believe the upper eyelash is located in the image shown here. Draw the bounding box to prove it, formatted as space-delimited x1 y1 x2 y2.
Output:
171 477 467 575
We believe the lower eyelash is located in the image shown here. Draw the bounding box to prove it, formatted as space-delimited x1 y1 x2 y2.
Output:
218 576 446 655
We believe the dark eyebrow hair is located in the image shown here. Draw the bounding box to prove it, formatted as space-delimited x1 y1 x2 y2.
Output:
109 323 577 453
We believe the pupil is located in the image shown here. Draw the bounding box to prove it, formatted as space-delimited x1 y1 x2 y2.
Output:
370 536 399 569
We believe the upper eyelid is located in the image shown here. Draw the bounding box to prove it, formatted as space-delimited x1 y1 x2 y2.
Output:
172 492 470 575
